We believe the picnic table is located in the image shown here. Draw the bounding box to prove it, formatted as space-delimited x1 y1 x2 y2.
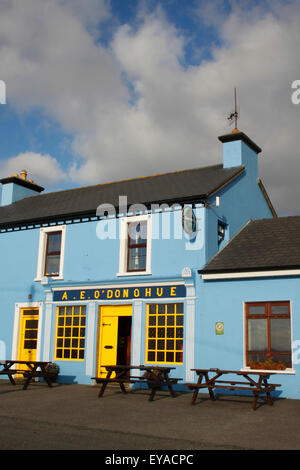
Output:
92 364 182 401
183 368 281 410
0 360 53 390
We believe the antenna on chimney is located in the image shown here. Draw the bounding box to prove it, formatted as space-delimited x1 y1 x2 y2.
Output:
227 87 239 131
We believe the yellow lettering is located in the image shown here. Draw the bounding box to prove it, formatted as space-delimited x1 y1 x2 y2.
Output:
80 291 85 300
123 289 129 298
145 288 152 297
107 290 113 299
115 289 120 298
170 287 176 297
134 288 140 298
94 290 100 299
156 288 163 297
62 291 68 301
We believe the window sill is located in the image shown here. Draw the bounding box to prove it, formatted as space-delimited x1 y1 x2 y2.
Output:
34 276 64 282
116 271 152 277
241 367 296 374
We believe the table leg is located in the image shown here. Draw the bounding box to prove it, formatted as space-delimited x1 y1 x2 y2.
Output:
119 381 127 394
98 370 112 397
262 378 273 406
41 367 53 388
205 373 216 402
7 373 16 385
148 387 156 402
190 373 203 405
252 392 258 411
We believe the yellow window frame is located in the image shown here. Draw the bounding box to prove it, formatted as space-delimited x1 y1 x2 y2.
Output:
145 303 184 365
55 305 86 361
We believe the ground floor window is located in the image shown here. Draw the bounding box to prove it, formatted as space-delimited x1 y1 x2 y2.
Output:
146 303 184 364
55 305 86 360
245 301 292 369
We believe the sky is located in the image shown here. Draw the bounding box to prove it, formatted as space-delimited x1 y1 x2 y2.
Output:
0 0 299 216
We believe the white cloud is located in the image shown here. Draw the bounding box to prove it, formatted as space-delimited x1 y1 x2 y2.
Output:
0 0 300 214
0 152 67 187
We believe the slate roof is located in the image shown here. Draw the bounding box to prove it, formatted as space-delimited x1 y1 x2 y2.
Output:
0 164 244 229
201 216 300 273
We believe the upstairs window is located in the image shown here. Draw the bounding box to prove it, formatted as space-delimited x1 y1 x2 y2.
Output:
118 215 152 276
35 226 66 281
44 231 62 276
127 220 147 272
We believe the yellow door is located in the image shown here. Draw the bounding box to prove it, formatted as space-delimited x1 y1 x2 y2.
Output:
98 305 132 377
18 309 39 363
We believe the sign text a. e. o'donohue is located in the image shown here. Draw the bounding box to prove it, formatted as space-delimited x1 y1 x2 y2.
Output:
53 285 186 302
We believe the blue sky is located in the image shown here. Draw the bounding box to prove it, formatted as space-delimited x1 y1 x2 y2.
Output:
0 0 299 215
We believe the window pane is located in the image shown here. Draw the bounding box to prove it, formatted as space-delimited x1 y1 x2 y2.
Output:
270 353 292 367
47 232 61 252
45 255 60 275
248 306 266 315
248 319 268 351
176 303 184 314
128 246 146 271
270 318 291 351
128 221 147 243
271 305 289 315
149 304 156 314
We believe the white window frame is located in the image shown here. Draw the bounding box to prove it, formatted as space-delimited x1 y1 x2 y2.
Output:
117 214 152 276
35 225 66 281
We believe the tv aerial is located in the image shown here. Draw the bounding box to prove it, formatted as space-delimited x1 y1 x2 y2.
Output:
227 87 239 130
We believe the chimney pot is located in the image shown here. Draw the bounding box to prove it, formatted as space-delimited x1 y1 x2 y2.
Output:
20 170 27 180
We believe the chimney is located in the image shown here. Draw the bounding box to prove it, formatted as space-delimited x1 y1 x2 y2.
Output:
218 128 262 178
0 170 44 206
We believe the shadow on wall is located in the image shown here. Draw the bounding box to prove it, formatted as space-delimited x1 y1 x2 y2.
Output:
56 375 77 384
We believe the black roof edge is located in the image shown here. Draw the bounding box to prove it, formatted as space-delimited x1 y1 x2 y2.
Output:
218 131 262 154
0 195 208 230
0 176 44 193
198 265 300 275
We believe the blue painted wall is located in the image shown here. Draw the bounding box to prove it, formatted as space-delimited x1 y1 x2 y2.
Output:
196 275 300 399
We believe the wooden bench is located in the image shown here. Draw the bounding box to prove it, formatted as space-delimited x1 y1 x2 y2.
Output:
0 360 53 389
93 365 181 401
183 368 281 410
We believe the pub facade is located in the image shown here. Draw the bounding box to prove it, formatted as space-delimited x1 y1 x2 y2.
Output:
0 129 277 387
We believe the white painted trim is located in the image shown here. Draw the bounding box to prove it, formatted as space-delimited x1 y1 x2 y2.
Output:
43 301 52 361
185 300 195 382
132 301 142 375
240 368 296 375
12 302 43 362
50 297 194 306
86 302 96 376
118 214 152 276
35 225 66 281
202 269 300 280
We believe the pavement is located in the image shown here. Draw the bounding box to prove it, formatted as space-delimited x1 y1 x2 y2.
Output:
0 380 299 450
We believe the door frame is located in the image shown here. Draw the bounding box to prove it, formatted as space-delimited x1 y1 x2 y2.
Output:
96 304 132 377
12 302 43 362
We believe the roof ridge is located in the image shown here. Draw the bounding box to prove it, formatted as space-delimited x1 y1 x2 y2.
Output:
4 163 225 202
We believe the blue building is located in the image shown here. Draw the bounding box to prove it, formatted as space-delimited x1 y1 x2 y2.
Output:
0 129 277 389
